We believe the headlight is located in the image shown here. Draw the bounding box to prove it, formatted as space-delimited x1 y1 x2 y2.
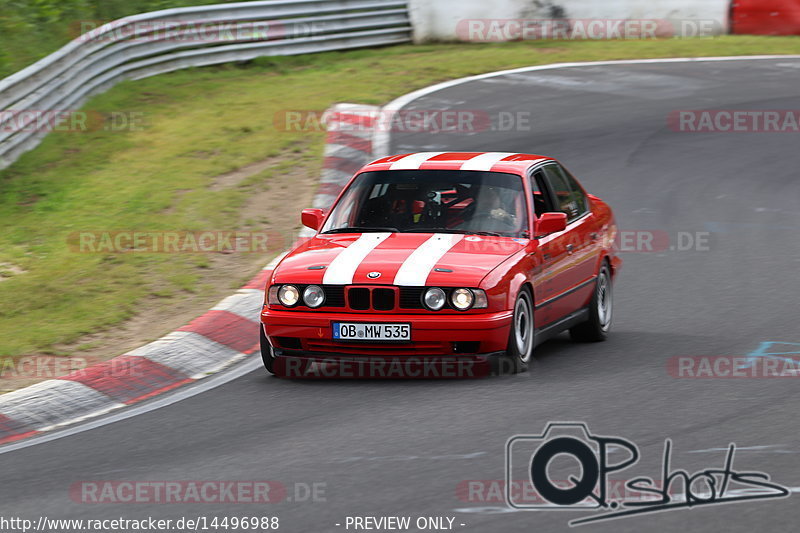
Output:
303 285 325 308
423 287 447 311
277 284 300 306
451 288 474 311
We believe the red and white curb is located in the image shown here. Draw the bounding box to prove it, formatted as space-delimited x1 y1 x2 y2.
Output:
0 103 379 445
0 259 280 445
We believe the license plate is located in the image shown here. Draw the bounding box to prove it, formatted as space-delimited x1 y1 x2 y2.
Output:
333 323 411 342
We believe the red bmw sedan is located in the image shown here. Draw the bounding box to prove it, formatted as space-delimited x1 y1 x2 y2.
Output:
260 152 621 375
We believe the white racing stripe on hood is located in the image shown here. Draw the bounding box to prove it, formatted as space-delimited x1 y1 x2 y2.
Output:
389 152 444 170
460 152 517 171
393 233 464 286
323 233 391 285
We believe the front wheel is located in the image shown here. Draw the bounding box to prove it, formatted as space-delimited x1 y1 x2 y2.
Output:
570 262 613 342
501 287 535 374
260 325 275 374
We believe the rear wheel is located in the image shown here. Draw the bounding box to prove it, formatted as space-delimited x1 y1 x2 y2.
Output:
502 287 534 374
570 262 613 342
260 325 275 374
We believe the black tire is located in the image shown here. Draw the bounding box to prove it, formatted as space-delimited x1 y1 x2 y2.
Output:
260 325 275 374
570 262 613 342
500 286 535 374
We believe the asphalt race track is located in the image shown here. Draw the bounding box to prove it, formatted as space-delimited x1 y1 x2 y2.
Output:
1 58 799 532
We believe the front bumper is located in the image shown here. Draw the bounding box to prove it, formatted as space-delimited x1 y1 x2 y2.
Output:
260 307 513 357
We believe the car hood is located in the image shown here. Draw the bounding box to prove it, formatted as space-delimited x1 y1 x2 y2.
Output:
273 232 527 287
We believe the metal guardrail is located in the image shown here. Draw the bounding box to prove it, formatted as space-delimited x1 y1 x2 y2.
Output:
0 0 411 169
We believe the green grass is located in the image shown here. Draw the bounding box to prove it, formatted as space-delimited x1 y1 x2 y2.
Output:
1 36 799 360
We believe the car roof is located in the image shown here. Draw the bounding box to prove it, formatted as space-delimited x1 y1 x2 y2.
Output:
361 152 555 175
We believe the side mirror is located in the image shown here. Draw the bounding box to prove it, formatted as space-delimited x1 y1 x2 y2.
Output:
301 208 324 231
535 212 567 236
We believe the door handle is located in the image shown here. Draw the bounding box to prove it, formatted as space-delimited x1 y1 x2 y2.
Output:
566 244 574 253
590 232 599 241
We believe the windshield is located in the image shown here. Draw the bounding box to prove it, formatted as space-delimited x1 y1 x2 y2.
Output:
320 170 529 237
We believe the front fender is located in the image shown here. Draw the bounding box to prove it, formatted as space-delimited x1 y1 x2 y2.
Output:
479 248 533 310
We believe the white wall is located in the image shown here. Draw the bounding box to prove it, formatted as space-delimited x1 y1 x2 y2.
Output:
409 0 730 42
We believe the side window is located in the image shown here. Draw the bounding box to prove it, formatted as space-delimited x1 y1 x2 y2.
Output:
562 169 589 217
543 164 588 221
530 170 553 217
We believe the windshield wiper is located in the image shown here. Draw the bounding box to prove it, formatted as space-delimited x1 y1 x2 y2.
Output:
329 227 507 236
322 226 399 234
404 228 504 237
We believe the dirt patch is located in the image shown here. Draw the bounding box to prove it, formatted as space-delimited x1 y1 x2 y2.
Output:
210 156 282 191
0 156 319 394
